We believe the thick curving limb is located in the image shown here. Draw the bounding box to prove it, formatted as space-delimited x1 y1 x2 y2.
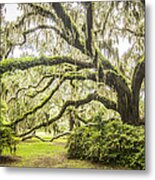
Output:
0 56 94 75
18 92 117 137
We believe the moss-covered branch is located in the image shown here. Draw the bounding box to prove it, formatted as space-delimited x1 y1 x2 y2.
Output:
114 27 144 38
8 72 97 104
8 73 96 127
18 92 117 137
8 75 54 103
10 77 64 127
21 131 71 142
85 2 94 56
105 70 131 96
28 3 56 22
5 72 98 129
1 55 131 119
96 48 117 72
12 25 64 47
0 56 94 75
1 55 130 121
15 12 37 28
101 2 114 38
52 3 85 53
26 77 55 99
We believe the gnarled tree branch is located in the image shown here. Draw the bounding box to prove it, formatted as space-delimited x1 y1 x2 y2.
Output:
52 3 85 53
1 55 131 119
21 131 71 142
28 3 57 21
85 2 93 56
0 56 94 75
17 92 117 137
12 25 62 47
10 77 64 127
114 27 144 38
8 75 54 103
101 2 114 38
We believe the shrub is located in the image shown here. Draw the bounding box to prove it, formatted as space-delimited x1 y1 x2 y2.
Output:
0 100 18 155
66 119 145 170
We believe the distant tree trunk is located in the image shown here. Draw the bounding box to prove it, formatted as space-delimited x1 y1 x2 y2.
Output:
69 111 75 131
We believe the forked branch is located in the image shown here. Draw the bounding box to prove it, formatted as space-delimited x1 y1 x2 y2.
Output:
18 92 117 137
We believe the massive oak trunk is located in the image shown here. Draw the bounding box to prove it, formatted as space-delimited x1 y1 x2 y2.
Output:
117 59 145 125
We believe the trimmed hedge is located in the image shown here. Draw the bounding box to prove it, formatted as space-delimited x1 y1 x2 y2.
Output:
66 119 145 170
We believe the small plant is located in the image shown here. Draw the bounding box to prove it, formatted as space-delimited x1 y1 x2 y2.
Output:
67 117 145 170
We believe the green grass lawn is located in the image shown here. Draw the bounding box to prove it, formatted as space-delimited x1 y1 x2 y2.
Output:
0 138 126 169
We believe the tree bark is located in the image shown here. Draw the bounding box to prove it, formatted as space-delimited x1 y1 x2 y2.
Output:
118 58 145 125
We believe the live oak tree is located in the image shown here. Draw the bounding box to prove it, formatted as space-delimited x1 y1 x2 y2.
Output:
0 1 145 139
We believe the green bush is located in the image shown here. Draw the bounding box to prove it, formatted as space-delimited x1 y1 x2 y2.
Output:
66 119 145 170
0 100 18 155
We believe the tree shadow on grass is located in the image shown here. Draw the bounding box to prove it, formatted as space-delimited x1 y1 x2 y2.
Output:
0 155 22 165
